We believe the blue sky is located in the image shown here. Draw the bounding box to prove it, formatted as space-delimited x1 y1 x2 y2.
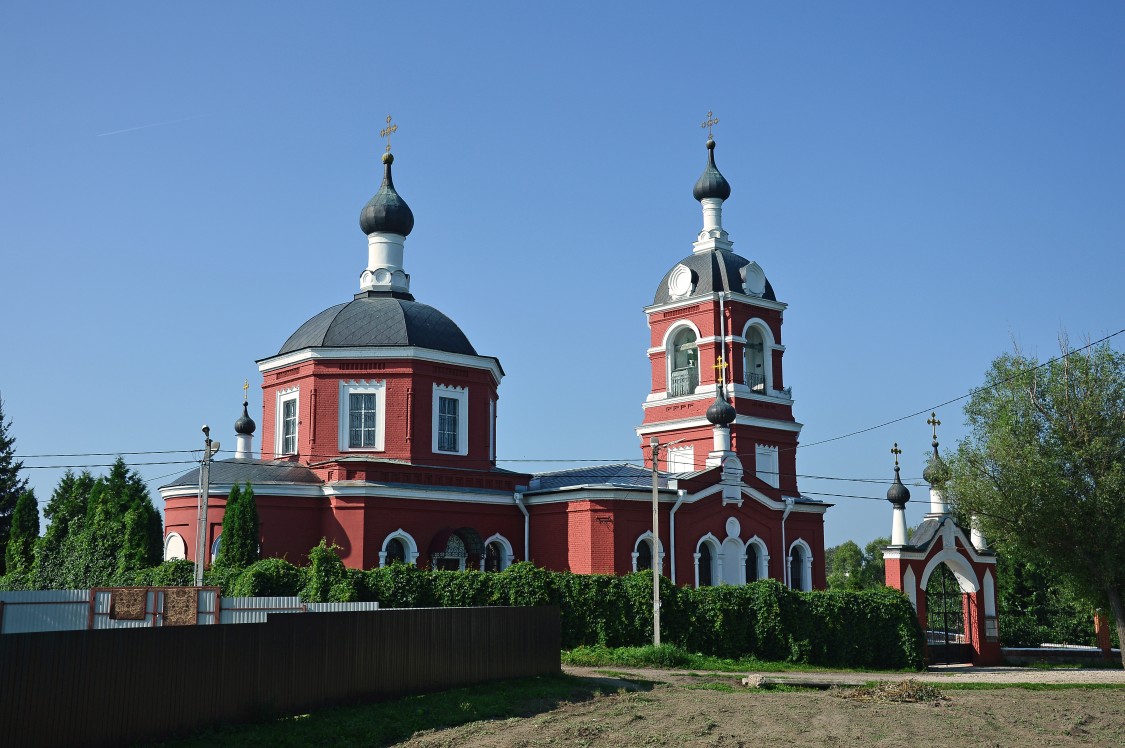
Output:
2 2 1122 549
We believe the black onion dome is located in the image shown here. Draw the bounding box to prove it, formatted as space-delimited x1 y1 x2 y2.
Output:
653 249 776 305
923 442 950 486
706 385 737 425
692 139 731 202
886 465 911 507
359 153 415 236
234 401 256 436
276 293 477 356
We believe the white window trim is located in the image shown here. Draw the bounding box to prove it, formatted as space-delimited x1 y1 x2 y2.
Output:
275 387 299 456
378 528 419 567
744 535 770 583
481 533 514 571
741 318 776 394
788 538 813 591
662 320 702 398
210 534 222 563
432 384 469 456
338 380 387 452
755 444 780 488
630 531 666 572
693 533 721 588
489 398 496 463
164 532 187 561
666 445 695 473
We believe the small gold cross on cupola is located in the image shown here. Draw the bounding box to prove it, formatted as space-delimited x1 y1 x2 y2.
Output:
701 110 719 139
927 412 942 442
380 115 398 154
242 379 249 403
891 442 902 467
714 356 729 386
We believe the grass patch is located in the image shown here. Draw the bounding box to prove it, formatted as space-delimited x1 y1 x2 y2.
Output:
563 644 906 674
684 682 739 693
939 682 1125 691
147 674 610 748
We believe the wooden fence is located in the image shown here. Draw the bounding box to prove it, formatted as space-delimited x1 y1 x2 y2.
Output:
0 606 561 748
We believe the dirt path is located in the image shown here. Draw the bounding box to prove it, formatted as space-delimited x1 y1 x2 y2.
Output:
394 667 1125 747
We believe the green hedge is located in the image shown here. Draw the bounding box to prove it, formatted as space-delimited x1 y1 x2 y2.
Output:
140 555 924 669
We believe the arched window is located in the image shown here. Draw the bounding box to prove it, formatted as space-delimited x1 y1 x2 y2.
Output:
384 538 407 565
745 326 766 392
481 534 514 572
164 532 186 561
379 529 419 567
433 534 468 571
210 535 222 563
788 540 813 591
669 327 699 397
745 543 760 582
635 539 652 571
698 544 714 586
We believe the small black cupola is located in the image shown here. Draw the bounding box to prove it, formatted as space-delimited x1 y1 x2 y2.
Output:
234 400 256 436
706 382 737 426
359 152 415 237
886 443 911 507
922 412 950 487
692 139 732 202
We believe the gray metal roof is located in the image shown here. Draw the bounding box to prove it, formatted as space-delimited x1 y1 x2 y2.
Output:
162 459 323 489
528 463 672 492
276 293 477 356
653 249 776 306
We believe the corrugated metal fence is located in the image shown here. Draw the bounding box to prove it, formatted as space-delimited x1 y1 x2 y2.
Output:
0 589 381 633
0 605 561 748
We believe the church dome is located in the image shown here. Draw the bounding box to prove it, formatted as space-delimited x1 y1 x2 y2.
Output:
277 293 477 356
706 388 737 426
886 465 911 507
234 401 256 436
653 249 775 305
359 153 415 237
923 445 950 486
692 139 731 201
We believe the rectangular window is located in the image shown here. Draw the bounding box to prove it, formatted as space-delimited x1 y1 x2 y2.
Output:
349 393 379 448
667 445 694 473
438 396 459 452
281 398 297 454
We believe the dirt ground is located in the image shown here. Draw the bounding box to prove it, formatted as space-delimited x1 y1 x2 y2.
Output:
394 666 1125 747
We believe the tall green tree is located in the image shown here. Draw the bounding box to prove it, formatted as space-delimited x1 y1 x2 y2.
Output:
0 396 29 575
34 470 95 589
825 536 894 592
4 488 39 583
949 340 1125 667
214 482 259 569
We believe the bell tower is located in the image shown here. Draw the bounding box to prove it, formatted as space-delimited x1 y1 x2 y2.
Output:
636 123 802 499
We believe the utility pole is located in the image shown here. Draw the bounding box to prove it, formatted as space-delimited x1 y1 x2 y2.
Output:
194 425 219 587
650 436 661 646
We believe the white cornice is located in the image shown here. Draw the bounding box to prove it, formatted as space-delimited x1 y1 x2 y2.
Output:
644 292 787 316
635 414 803 435
644 385 793 406
161 481 517 505
257 346 504 385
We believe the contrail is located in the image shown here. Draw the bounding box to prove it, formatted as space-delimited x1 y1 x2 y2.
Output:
96 114 205 137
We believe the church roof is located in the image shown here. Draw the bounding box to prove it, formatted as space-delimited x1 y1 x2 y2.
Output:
652 249 776 306
276 293 477 356
162 458 323 489
528 463 673 492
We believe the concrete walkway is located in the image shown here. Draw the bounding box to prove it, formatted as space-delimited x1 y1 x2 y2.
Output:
563 662 1125 685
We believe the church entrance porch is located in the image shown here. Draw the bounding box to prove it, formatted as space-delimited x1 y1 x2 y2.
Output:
924 562 973 665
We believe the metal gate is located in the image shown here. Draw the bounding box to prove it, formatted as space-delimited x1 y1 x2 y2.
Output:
926 563 972 664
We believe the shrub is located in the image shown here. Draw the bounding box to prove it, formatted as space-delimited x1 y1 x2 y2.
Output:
231 558 304 597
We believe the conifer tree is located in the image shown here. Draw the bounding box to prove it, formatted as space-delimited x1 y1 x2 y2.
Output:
34 470 94 589
215 482 259 569
0 396 29 575
5 488 39 582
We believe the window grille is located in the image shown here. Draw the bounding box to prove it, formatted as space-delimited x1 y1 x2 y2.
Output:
281 399 297 454
349 393 379 448
438 396 459 452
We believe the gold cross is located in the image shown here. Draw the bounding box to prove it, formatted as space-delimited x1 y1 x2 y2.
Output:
891 442 902 467
380 115 398 153
242 379 249 403
927 412 941 441
701 110 719 138
714 356 728 385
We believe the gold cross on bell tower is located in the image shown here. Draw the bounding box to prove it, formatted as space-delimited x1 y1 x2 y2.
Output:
380 115 398 153
714 356 729 385
927 412 941 441
242 379 249 404
701 110 719 138
891 442 902 467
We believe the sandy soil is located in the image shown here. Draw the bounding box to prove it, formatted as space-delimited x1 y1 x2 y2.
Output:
394 666 1125 747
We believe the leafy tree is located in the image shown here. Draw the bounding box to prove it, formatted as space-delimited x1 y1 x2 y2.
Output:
34 470 95 589
214 482 259 569
949 340 1125 666
0 396 29 575
303 539 356 602
825 536 893 591
4 488 38 583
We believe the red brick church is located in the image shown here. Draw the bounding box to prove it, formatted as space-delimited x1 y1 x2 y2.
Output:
161 128 828 589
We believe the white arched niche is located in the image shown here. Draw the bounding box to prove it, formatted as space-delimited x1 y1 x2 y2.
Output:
379 529 419 567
